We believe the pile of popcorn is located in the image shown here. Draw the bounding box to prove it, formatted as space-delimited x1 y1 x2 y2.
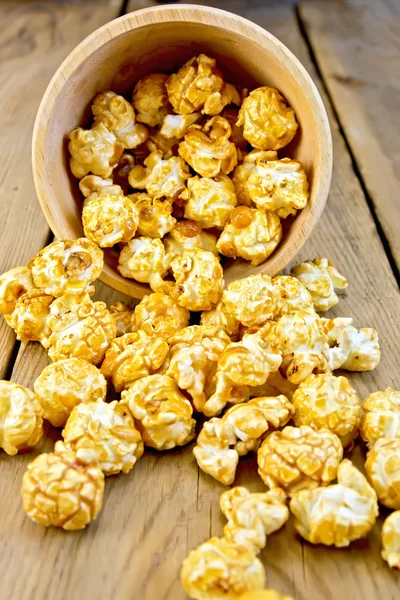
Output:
67 53 309 293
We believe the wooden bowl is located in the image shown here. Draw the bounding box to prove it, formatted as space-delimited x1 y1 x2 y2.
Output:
32 4 332 300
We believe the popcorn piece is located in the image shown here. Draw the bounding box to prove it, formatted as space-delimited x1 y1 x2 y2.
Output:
169 249 224 311
160 113 201 139
271 276 314 319
0 266 35 320
246 158 309 218
132 74 169 127
200 299 241 341
290 459 378 547
21 441 104 530
45 293 116 365
238 591 294 600
220 487 289 553
181 174 237 229
237 86 298 150
92 91 148 149
365 437 400 509
10 289 53 344
82 193 139 247
147 130 179 160
222 274 277 328
260 310 329 384
128 150 190 199
101 331 168 392
321 317 380 372
204 82 241 117
360 388 400 447
63 400 143 475
179 117 238 178
121 374 196 450
133 292 189 339
164 220 218 257
30 238 103 298
194 395 293 484
34 358 106 427
118 237 171 291
221 108 248 150
217 207 282 266
181 537 265 600
381 510 400 569
166 54 224 115
69 122 124 179
129 193 176 238
291 258 348 312
79 174 123 200
292 373 360 448
109 301 135 337
0 381 43 455
257 425 343 496
232 150 278 206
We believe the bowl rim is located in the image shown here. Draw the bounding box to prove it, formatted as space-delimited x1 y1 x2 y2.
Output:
32 3 332 299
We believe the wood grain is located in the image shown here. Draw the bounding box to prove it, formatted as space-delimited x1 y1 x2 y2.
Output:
299 0 400 270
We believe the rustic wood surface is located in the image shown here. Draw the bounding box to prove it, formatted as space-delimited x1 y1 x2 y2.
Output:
0 1 399 599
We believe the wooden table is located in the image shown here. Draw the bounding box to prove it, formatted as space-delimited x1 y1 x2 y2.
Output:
0 1 399 598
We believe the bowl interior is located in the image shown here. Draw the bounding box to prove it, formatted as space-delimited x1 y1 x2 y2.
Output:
37 13 327 299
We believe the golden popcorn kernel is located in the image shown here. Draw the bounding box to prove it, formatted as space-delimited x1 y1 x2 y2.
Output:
164 221 218 258
0 381 43 456
381 510 400 570
69 122 124 179
118 237 171 290
34 358 106 428
232 149 278 206
291 257 348 312
321 316 380 372
21 441 104 530
365 437 400 509
128 150 190 199
160 113 202 139
132 74 170 127
62 400 143 475
10 289 54 344
181 174 238 229
257 425 343 496
129 193 176 238
109 301 135 337
79 174 123 200
0 266 35 319
230 206 254 229
92 91 148 149
222 274 277 328
181 536 265 600
82 193 139 247
30 238 103 298
290 459 378 547
121 374 195 450
360 388 400 447
271 276 314 319
133 292 189 339
193 418 239 485
237 86 298 150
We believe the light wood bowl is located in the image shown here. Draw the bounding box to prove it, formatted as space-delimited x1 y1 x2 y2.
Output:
32 4 332 300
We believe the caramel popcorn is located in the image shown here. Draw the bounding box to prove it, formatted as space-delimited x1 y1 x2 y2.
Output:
181 174 237 229
82 193 139 247
237 86 298 150
321 317 380 372
257 425 343 495
360 388 400 447
222 274 277 328
232 150 278 206
129 192 176 238
21 441 104 530
101 330 168 392
147 130 179 159
163 220 218 257
365 437 400 509
292 373 360 448
238 592 294 600
133 292 189 339
200 299 241 340
30 238 103 298
0 381 43 455
381 510 400 569
160 113 201 139
109 301 135 337
290 459 378 547
194 395 293 484
271 276 314 319
34 358 106 427
181 537 265 600
260 310 329 384
92 91 148 149
220 487 289 553
63 400 143 475
45 293 116 365
128 150 190 199
179 117 238 178
0 266 35 320
291 258 348 312
10 289 53 344
69 122 124 179
79 174 123 200
132 74 169 127
246 158 309 218
216 207 282 266
121 374 196 450
118 237 171 290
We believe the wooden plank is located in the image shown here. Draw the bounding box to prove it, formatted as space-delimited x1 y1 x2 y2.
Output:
299 0 400 270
